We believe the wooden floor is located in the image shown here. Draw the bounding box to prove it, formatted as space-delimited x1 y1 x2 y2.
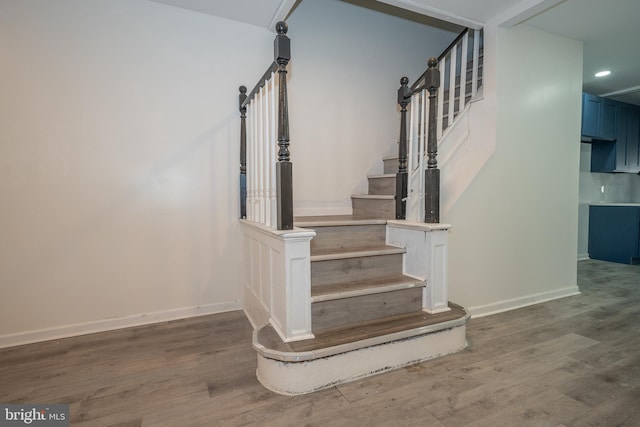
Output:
1 259 639 426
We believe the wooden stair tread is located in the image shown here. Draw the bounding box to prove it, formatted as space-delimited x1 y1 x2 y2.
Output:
367 174 395 179
295 215 386 227
351 194 394 199
254 305 468 360
310 245 404 261
311 275 424 302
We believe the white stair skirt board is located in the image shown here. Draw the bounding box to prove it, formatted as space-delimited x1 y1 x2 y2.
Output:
254 317 468 395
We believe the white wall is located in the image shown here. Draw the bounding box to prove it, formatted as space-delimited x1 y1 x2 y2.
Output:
287 0 459 215
0 0 458 345
443 24 583 316
0 0 274 345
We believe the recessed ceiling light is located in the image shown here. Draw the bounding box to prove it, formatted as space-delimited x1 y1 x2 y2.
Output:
595 70 611 77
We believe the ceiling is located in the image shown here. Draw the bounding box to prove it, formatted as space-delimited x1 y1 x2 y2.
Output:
525 0 640 105
148 0 296 30
148 0 640 105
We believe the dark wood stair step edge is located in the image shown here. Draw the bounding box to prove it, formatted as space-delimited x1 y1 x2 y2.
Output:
253 304 469 362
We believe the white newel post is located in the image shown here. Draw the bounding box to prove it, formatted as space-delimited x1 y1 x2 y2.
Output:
386 221 451 313
241 220 316 342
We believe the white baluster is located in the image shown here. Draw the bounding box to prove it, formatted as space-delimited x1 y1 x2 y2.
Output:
448 45 457 130
408 94 418 174
247 99 257 221
459 32 469 112
437 59 445 140
420 88 428 222
261 83 268 225
256 89 264 224
472 29 480 97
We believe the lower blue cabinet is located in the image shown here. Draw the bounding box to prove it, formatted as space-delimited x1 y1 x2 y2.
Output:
589 205 640 264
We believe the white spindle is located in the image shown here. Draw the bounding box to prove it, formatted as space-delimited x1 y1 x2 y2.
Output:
260 82 268 227
459 33 469 112
472 29 480 97
247 99 258 221
408 94 419 173
447 45 457 130
257 88 265 224
247 104 254 222
437 60 445 140
419 89 428 221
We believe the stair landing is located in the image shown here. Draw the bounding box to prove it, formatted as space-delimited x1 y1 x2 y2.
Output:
255 304 467 360
253 304 468 395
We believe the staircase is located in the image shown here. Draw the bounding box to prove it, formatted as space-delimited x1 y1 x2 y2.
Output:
239 22 479 395
251 157 468 395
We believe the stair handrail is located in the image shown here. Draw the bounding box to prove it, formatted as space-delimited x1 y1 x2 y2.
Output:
239 21 293 230
396 27 483 223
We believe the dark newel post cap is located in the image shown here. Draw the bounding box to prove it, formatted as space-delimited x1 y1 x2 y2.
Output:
274 21 290 64
239 86 247 112
398 76 409 105
425 57 440 91
276 21 288 35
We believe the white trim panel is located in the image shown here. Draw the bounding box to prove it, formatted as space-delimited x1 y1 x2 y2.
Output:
241 220 316 342
386 220 451 313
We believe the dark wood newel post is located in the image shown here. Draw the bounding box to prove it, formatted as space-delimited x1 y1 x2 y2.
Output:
424 57 440 223
239 85 247 219
396 77 410 220
275 21 293 230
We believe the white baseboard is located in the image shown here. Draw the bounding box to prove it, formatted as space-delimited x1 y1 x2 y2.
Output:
0 300 242 349
467 286 581 318
577 254 590 261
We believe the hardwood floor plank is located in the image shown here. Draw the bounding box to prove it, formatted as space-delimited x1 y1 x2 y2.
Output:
465 389 589 427
576 389 640 426
0 260 638 425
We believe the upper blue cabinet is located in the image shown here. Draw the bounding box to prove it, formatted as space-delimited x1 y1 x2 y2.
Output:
582 93 617 140
585 93 640 173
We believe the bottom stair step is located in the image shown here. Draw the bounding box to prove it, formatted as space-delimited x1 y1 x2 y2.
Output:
312 287 423 332
253 304 469 395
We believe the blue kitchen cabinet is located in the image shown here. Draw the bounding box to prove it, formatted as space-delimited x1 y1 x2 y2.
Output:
589 205 640 264
582 93 617 140
588 96 640 173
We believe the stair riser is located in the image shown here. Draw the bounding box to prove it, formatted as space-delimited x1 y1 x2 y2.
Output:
352 198 395 219
311 288 423 332
310 224 386 252
383 158 398 174
368 176 396 195
311 254 403 287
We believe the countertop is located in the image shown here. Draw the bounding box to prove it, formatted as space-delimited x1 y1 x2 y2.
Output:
589 203 640 207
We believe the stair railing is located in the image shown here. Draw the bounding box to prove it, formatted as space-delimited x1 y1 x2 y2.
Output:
396 28 483 223
239 21 293 230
